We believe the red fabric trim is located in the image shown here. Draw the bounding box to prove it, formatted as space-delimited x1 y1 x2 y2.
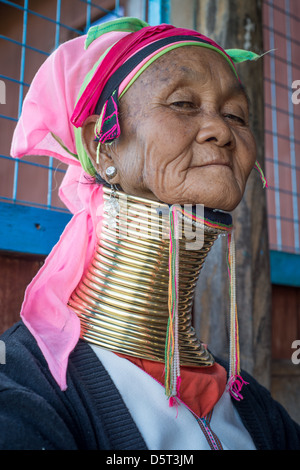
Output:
116 353 227 419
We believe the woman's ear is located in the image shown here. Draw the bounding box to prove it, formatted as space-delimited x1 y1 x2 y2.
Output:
81 115 120 185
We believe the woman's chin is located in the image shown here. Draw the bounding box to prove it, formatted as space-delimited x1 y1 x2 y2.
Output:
125 179 243 211
170 189 242 212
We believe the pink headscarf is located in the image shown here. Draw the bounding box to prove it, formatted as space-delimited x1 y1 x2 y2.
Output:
11 18 242 390
11 30 131 390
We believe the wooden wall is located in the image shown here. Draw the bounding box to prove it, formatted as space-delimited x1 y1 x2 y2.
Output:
272 284 300 360
0 253 44 334
271 284 300 424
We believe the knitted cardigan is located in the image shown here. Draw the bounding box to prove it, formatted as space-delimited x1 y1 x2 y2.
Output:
0 322 299 450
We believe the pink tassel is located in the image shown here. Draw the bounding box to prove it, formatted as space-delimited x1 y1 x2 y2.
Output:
168 376 181 418
169 396 179 418
227 375 249 401
176 376 182 399
227 232 248 401
169 397 177 407
94 92 120 145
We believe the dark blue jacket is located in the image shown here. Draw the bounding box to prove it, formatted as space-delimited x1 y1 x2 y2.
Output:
0 322 299 450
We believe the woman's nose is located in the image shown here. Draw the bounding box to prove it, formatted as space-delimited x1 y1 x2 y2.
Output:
195 114 235 149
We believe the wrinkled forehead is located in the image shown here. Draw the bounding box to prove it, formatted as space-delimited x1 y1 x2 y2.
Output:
117 43 239 101
120 45 249 106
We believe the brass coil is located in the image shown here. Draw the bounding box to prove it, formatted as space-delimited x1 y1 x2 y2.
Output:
68 188 225 367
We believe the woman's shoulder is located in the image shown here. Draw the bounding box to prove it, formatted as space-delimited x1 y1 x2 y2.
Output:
0 321 52 382
217 359 300 450
0 322 81 449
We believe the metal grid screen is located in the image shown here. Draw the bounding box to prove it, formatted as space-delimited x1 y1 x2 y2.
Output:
263 0 300 255
0 0 124 213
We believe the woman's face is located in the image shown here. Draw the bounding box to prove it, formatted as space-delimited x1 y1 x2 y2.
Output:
87 46 257 211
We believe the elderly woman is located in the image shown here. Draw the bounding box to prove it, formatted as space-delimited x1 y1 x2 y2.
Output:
0 17 299 451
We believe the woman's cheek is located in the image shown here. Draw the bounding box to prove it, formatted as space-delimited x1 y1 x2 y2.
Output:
233 133 256 184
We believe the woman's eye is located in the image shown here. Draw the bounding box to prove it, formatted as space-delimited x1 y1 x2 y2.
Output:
171 101 196 109
223 113 246 125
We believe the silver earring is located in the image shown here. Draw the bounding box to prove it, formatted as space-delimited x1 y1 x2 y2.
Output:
105 166 117 180
104 184 119 229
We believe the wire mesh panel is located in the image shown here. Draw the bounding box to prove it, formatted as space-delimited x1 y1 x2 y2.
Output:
0 0 124 213
263 0 300 255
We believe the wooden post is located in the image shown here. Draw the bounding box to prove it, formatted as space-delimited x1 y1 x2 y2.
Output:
173 0 271 388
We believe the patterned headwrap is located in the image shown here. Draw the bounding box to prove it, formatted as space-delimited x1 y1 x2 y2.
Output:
11 17 265 390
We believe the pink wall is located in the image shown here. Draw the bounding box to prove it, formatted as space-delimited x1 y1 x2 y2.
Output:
263 0 300 254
